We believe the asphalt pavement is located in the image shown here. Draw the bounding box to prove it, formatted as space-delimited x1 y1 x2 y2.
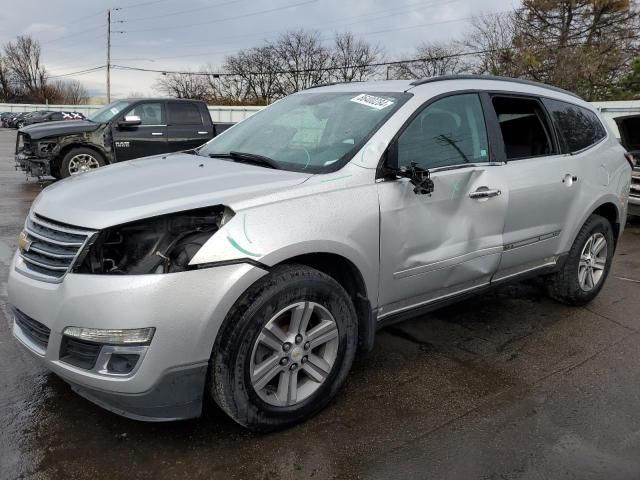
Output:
1 128 640 479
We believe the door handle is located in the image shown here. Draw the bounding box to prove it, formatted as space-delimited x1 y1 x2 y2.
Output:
562 173 578 186
151 132 164 136
197 131 208 134
469 188 502 199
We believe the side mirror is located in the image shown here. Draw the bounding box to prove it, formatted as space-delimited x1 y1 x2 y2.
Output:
118 115 141 128
384 161 435 195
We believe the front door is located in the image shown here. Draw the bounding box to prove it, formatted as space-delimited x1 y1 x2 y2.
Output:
112 102 167 161
377 93 508 319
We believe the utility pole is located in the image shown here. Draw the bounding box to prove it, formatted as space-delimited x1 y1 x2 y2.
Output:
106 8 123 103
107 9 111 103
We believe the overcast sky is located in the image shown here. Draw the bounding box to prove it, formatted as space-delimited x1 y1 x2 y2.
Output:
0 0 517 100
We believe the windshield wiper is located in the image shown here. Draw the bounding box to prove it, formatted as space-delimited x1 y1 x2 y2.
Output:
208 151 279 169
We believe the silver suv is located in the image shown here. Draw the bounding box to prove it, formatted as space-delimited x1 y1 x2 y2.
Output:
8 76 632 431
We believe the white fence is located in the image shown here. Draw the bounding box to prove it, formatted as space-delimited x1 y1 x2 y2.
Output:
3 100 640 135
0 103 263 123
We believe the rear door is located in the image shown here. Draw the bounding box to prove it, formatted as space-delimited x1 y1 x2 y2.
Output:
377 92 508 319
112 102 167 161
490 95 591 281
166 102 211 152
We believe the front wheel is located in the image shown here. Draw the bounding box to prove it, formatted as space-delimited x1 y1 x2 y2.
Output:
59 148 106 178
546 214 615 305
210 264 358 431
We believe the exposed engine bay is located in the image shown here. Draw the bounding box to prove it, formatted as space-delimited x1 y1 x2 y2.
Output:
74 206 227 275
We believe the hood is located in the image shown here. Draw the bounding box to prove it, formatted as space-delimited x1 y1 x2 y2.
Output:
32 153 313 229
21 119 102 139
614 114 640 152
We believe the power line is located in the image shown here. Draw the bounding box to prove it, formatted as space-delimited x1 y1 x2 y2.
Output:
113 10 486 64
118 0 173 9
49 65 106 79
112 0 465 61
124 0 245 22
123 0 319 33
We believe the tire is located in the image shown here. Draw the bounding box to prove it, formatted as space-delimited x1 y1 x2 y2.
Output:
546 214 615 306
59 147 106 178
210 264 358 432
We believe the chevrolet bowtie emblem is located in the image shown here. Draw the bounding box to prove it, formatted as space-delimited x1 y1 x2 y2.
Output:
18 231 31 253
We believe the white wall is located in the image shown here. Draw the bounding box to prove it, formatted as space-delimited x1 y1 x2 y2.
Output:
3 100 640 134
0 103 263 123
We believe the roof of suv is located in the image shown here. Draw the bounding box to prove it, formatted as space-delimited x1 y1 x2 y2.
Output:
306 75 584 102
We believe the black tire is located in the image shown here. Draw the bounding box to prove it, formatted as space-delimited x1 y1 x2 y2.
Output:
210 264 358 432
59 147 106 178
546 214 615 306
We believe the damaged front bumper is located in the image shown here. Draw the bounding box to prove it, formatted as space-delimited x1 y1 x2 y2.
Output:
15 131 54 177
8 256 267 421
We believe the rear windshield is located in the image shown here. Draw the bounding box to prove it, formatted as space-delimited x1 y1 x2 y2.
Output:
198 92 411 173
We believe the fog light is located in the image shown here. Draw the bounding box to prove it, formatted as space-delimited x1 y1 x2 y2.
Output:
63 327 155 345
107 353 140 374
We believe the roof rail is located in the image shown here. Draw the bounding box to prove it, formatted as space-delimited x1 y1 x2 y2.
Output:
304 80 364 90
408 75 581 99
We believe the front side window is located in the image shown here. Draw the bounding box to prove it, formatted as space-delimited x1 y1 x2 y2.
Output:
167 103 202 125
126 103 164 125
198 92 410 173
492 96 554 159
397 93 490 170
544 99 606 153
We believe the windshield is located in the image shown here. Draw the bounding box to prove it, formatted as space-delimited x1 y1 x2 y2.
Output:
89 100 132 123
198 91 410 173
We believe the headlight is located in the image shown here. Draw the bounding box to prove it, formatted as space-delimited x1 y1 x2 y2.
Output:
73 205 234 275
63 326 155 345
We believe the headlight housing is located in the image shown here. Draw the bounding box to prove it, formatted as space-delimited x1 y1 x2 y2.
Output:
73 206 233 275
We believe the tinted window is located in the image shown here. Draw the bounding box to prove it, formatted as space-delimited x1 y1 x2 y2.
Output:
167 103 202 125
50 112 63 121
397 93 489 170
544 99 606 153
492 96 554 159
127 103 164 125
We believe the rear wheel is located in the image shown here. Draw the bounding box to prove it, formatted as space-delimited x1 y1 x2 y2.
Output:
546 214 615 305
210 264 358 431
59 148 106 178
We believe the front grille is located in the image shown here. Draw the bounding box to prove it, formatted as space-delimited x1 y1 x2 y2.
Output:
17 214 95 282
14 309 51 350
60 336 102 370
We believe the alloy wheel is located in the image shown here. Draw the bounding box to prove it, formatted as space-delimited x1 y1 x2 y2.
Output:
68 153 100 175
578 232 607 292
250 301 340 407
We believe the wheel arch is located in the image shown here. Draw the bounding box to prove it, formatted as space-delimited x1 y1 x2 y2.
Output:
275 252 376 353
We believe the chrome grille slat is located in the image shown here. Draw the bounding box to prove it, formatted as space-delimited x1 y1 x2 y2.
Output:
17 215 95 283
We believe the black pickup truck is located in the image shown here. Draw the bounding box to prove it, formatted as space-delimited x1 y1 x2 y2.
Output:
15 98 233 178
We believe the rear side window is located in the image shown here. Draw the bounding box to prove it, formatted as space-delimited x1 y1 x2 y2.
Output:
544 99 606 153
491 96 554 160
167 103 203 125
50 112 63 121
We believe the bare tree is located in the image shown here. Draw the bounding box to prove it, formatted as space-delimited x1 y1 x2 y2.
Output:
0 55 15 102
272 30 331 95
4 35 48 102
153 71 212 100
56 79 89 104
224 46 282 103
330 32 383 82
463 12 519 76
390 42 469 80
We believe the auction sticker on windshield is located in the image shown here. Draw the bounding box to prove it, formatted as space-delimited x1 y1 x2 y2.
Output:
350 94 394 110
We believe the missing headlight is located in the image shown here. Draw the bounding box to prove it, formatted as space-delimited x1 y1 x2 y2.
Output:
74 206 233 275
